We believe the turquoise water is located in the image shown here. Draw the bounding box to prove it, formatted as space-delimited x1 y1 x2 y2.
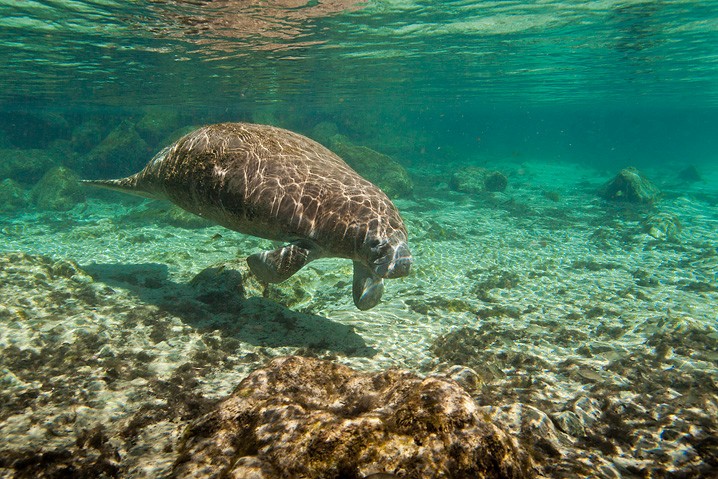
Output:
1 1 718 478
1 1 717 174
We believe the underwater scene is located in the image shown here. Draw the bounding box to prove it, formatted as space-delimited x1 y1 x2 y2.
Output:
1 1 717 478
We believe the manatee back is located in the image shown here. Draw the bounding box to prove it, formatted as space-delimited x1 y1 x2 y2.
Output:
88 122 407 256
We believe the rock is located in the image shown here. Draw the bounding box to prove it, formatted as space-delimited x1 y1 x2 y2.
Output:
325 134 414 198
643 212 681 240
189 258 313 311
171 355 530 479
71 121 107 154
0 178 28 213
431 326 549 384
450 166 508 194
598 167 660 204
310 121 340 144
678 165 702 183
135 107 181 146
570 396 602 429
444 364 483 392
552 410 585 438
157 204 214 229
83 120 151 177
484 403 569 464
0 111 70 148
189 262 246 311
0 148 59 184
30 166 86 211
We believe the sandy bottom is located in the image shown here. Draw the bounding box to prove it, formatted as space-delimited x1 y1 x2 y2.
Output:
1 159 717 477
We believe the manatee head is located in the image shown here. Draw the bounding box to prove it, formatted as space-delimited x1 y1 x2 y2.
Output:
367 231 413 279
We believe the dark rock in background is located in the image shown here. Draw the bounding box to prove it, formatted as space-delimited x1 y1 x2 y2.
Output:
135 107 181 146
171 355 531 479
0 178 28 213
598 167 660 204
124 202 213 229
30 166 86 211
450 166 508 194
71 121 107 155
311 121 340 144
83 120 151 177
311 122 414 198
0 148 60 184
678 164 702 183
0 110 70 149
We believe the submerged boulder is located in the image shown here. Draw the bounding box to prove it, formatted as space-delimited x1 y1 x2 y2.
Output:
30 166 85 211
84 120 151 177
598 167 660 204
323 133 414 198
450 166 508 194
171 355 530 479
0 111 70 149
0 148 60 184
0 178 28 213
70 120 107 154
135 106 181 146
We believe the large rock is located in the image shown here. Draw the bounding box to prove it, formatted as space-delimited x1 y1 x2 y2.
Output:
171 355 530 479
135 106 181 146
450 166 508 194
0 111 70 148
0 148 59 184
30 166 86 211
83 120 151 177
0 178 28 213
70 120 107 154
598 167 660 204
323 133 414 198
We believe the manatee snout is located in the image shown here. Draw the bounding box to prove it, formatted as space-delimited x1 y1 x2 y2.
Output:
373 241 412 279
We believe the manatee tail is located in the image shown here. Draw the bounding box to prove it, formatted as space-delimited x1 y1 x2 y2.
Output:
81 175 159 200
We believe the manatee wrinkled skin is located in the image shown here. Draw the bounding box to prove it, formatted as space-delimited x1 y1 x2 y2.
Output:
84 122 412 310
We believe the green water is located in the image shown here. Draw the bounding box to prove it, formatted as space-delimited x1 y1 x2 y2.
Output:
1 2 718 478
1 0 717 172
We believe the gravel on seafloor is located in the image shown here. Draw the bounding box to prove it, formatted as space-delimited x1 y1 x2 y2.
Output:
0 160 717 478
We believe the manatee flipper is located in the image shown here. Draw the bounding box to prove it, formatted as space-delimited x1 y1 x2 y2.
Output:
352 261 385 310
247 243 316 283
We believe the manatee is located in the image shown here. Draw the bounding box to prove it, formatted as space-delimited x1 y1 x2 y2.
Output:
83 122 412 310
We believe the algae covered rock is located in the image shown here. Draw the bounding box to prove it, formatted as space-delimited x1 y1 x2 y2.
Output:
311 121 340 144
30 166 86 211
324 134 414 198
0 111 70 148
172 355 530 479
70 120 107 154
450 166 508 194
598 167 660 204
84 120 151 176
160 125 199 149
135 106 181 146
0 148 59 183
0 178 28 213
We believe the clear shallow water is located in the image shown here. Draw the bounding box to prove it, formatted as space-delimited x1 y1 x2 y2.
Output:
1 1 718 478
2 0 717 107
1 1 717 174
